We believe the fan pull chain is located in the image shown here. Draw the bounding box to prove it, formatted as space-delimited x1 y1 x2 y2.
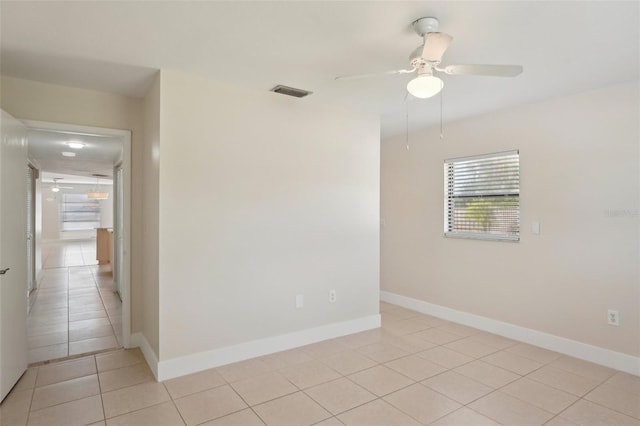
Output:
406 97 410 151
439 84 444 139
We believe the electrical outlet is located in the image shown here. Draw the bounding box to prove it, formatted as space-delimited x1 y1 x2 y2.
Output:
329 290 336 303
607 309 620 326
295 294 304 309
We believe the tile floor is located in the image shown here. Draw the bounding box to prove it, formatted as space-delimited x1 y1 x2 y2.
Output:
3 302 639 426
27 239 122 364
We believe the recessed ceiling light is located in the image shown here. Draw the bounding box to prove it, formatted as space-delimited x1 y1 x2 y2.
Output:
67 141 84 149
61 151 76 157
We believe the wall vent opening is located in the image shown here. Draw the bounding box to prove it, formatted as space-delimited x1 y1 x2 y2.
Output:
270 85 313 98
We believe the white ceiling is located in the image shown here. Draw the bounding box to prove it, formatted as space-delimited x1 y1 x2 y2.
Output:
28 129 123 178
1 1 638 138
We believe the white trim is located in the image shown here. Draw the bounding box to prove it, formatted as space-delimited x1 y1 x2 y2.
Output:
130 332 159 380
381 291 640 376
444 149 519 163
22 120 132 349
156 314 381 381
444 231 519 242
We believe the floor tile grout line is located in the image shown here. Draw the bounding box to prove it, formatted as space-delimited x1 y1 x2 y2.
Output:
162 381 189 426
578 394 640 421
419 371 497 407
99 383 169 421
225 381 271 425
87 263 121 348
523 364 610 398
300 377 379 418
543 404 579 426
94 355 107 424
23 368 38 426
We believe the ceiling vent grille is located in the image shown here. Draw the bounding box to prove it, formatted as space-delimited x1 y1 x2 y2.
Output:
270 85 313 98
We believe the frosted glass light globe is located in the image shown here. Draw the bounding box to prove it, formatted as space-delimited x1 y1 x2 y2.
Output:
407 75 443 98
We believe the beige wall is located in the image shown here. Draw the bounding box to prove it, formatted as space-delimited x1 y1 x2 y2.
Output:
381 81 640 356
157 70 380 361
41 190 60 241
141 74 160 355
0 76 146 335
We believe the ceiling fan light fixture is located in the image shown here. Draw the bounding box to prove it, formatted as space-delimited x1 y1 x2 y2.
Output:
51 187 60 193
407 74 443 98
88 177 109 200
87 191 109 200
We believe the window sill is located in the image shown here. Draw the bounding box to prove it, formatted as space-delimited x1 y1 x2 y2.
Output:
444 232 520 242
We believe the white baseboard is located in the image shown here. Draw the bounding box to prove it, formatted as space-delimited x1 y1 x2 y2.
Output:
130 332 159 380
381 291 640 376
155 314 381 381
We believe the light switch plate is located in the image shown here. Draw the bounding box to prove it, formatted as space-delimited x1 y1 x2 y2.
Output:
532 222 541 235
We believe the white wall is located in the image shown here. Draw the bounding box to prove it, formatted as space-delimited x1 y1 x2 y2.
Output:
99 186 114 228
34 176 43 284
140 73 160 357
381 81 639 357
41 190 60 241
157 71 380 370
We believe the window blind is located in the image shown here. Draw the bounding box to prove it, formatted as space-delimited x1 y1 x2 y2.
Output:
61 193 101 231
444 150 520 241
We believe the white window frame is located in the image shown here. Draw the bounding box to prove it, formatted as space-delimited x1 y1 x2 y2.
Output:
444 150 520 242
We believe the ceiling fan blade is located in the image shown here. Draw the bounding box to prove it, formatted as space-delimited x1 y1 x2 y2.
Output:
335 68 416 81
442 64 523 77
421 32 453 62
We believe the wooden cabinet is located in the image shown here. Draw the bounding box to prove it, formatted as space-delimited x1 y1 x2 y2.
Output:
96 228 113 265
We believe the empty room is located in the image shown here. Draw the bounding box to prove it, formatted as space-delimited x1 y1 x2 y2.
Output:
0 1 638 425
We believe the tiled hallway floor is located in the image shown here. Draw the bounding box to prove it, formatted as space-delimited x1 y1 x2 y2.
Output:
3 302 639 426
27 239 122 364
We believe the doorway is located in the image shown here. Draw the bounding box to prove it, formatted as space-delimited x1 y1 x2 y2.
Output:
24 120 131 363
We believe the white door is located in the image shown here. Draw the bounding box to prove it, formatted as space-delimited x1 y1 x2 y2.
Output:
0 110 28 402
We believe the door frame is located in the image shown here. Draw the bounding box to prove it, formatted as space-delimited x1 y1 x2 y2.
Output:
26 163 37 295
23 120 132 348
112 164 124 296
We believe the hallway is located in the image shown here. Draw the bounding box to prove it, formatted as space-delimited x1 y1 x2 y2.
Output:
27 239 122 364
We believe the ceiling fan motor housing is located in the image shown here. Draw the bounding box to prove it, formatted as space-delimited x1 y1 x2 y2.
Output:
412 17 439 37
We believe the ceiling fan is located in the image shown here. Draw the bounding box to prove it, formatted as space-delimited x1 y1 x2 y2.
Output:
50 177 73 192
336 17 523 99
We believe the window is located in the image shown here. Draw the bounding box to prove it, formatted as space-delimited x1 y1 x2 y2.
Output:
61 193 101 231
444 150 520 241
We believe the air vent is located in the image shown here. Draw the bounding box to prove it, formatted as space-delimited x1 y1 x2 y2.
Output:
270 85 313 98
92 173 110 178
